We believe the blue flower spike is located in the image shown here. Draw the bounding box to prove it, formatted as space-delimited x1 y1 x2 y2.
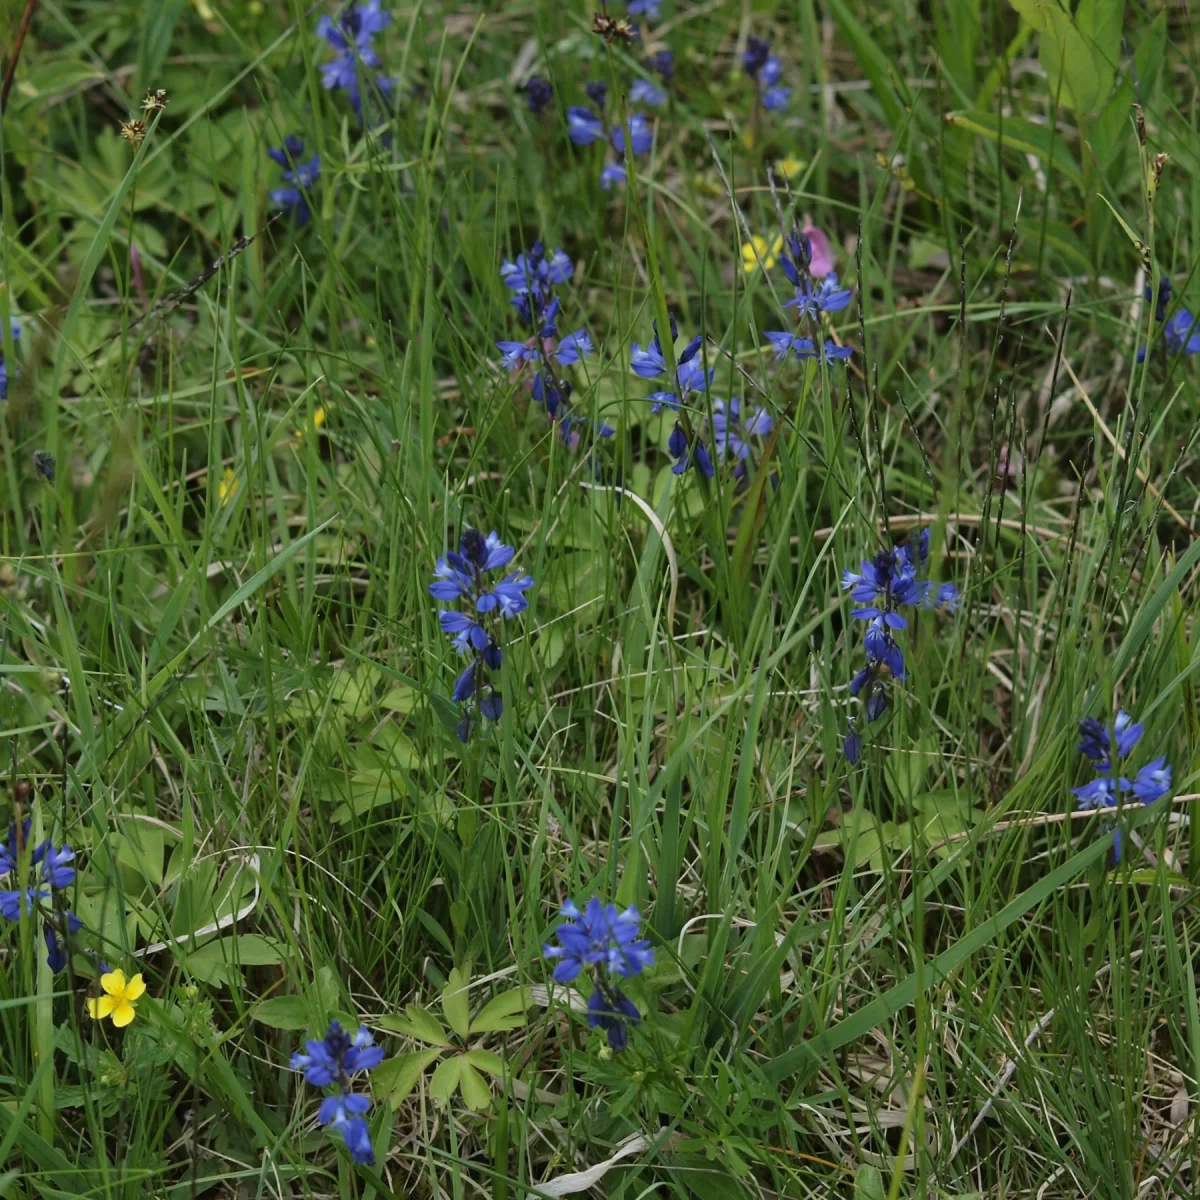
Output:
316 2 394 118
0 819 81 971
292 1020 382 1165
431 529 533 739
1072 708 1173 864
839 530 958 751
544 897 654 1052
630 316 713 412
268 138 321 227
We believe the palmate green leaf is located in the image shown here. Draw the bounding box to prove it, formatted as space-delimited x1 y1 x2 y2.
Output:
470 988 532 1034
462 1048 505 1076
457 1062 492 1111
428 1056 464 1105
762 834 1111 1083
374 1049 445 1110
378 1005 452 1047
442 966 472 1041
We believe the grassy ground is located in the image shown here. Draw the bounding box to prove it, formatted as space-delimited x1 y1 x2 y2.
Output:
1 0 1199 1195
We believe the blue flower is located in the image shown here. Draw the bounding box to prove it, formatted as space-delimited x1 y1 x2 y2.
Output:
525 75 553 114
0 888 44 921
783 273 853 318
649 50 673 79
765 332 853 363
626 0 660 16
600 163 627 189
432 529 532 736
294 1021 379 1166
711 398 772 460
843 728 862 764
610 113 653 157
631 79 665 107
1127 757 1172 805
1072 775 1119 810
841 531 957 728
317 3 393 117
587 987 642 1052
268 138 321 227
500 244 574 294
1137 304 1200 362
742 37 771 78
668 424 715 477
0 318 20 401
631 318 713 412
585 80 608 110
292 1020 382 1087
1077 710 1143 771
758 56 790 109
567 105 605 145
1072 708 1173 865
543 897 655 983
35 842 75 890
0 819 30 875
43 910 82 973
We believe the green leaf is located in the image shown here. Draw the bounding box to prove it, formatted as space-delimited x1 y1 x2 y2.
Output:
470 988 532 1034
428 1056 463 1104
378 1005 452 1047
1010 0 1102 112
462 1048 505 1076
1075 0 1123 98
854 1164 886 1200
252 996 310 1031
945 111 1083 191
374 1049 444 1110
442 966 471 1041
184 936 285 985
457 1062 492 1111
762 834 1112 1082
884 735 934 803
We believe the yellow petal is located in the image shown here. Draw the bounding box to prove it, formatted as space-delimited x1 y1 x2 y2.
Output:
87 995 117 1020
100 970 126 996
111 1000 136 1028
123 974 146 1001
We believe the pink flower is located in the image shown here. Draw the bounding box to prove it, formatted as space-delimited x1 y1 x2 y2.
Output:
802 219 834 279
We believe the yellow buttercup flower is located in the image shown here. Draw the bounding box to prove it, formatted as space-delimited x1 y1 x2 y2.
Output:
87 970 145 1028
218 467 239 505
775 157 805 181
741 234 784 274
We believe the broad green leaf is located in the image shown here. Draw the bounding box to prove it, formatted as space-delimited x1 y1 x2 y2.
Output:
1075 0 1124 97
378 1005 451 1047
462 1048 505 1076
1010 0 1102 112
252 996 310 1031
428 1056 463 1104
442 967 471 1041
470 988 532 1034
374 1049 444 1109
184 935 285 985
854 1164 886 1200
945 112 1083 190
457 1062 492 1111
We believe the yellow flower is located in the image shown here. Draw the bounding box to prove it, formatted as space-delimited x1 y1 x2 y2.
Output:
312 406 327 430
741 234 784 275
775 157 805 181
87 970 145 1028
218 467 238 505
